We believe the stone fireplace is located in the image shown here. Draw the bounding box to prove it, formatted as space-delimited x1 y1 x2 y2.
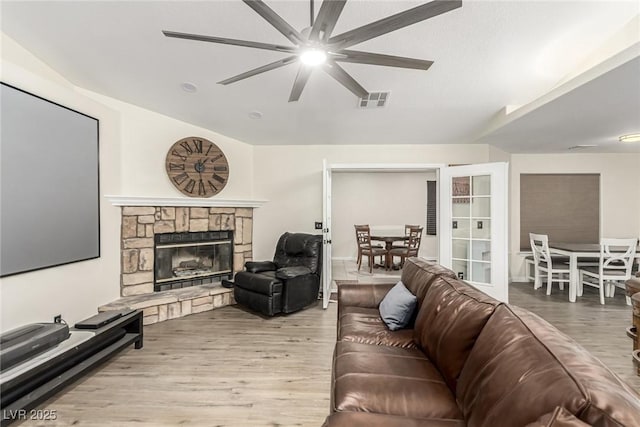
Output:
99 198 263 325
119 206 252 296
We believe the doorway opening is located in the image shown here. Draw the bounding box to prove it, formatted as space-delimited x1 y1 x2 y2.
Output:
321 163 444 308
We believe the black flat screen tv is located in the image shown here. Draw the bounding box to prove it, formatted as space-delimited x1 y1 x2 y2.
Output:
0 83 100 277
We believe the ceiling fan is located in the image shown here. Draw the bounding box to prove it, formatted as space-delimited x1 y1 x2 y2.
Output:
163 0 462 102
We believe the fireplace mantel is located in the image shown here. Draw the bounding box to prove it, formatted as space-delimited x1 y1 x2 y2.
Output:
105 195 267 208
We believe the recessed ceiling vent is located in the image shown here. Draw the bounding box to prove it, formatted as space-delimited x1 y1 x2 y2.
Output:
358 92 390 108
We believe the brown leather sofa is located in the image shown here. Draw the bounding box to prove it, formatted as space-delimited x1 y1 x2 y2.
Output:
324 258 640 427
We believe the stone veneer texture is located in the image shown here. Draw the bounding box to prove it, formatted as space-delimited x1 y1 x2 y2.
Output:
120 206 253 296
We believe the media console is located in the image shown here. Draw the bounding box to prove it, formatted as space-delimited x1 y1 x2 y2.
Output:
0 310 142 425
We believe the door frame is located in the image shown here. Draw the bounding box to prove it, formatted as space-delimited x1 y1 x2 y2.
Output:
321 162 445 308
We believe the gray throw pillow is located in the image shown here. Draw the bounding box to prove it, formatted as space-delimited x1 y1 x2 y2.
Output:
379 281 417 331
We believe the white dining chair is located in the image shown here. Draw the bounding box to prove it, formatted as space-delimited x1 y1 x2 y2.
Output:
578 238 637 305
529 233 571 296
525 255 535 282
525 253 569 286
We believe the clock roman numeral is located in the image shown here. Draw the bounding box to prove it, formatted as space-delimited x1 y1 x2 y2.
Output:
213 165 228 172
184 179 196 194
180 141 193 155
173 172 189 185
211 154 223 162
208 181 218 193
169 163 185 171
193 139 203 153
205 143 213 156
212 173 226 184
198 180 206 196
171 149 187 162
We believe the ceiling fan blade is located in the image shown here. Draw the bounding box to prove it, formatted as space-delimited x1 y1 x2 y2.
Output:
328 0 462 50
218 56 298 85
289 65 313 102
336 50 433 70
163 30 296 53
309 0 347 42
242 0 304 45
322 61 368 98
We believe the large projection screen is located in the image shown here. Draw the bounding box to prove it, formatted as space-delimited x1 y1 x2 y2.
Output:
1 83 100 277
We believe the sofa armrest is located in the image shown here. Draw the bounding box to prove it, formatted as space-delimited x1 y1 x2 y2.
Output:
245 261 277 273
276 266 312 280
338 283 396 309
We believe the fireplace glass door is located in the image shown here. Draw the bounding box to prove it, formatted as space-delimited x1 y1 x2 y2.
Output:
154 231 233 291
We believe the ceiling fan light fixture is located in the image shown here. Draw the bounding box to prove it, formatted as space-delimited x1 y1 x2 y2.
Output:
300 49 327 66
619 133 640 143
164 0 462 101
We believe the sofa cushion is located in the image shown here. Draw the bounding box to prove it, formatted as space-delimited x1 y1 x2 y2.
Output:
322 412 466 427
456 304 640 427
379 281 417 331
338 309 416 349
510 306 640 427
334 341 425 358
525 407 591 427
332 342 462 420
401 258 456 309
413 276 501 393
337 283 396 310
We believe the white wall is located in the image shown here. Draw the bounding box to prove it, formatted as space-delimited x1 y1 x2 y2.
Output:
509 153 640 281
80 91 255 200
0 34 256 331
332 171 437 259
488 145 511 162
252 144 491 260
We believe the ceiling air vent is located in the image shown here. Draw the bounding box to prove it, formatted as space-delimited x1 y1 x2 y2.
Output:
358 92 390 108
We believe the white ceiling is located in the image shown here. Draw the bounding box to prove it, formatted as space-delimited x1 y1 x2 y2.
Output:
1 1 639 153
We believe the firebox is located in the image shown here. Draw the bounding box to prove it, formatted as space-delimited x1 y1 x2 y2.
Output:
154 231 233 292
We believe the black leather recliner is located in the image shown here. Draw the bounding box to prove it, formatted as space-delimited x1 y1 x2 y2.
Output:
234 232 323 316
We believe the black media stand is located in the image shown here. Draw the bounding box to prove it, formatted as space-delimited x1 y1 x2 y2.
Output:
0 310 143 425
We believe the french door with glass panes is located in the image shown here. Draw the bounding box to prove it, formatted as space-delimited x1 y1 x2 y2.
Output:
439 163 508 302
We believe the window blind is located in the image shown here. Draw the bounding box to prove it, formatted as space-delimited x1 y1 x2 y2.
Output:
520 174 599 250
426 180 437 235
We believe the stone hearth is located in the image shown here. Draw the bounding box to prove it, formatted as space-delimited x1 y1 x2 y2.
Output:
99 283 234 325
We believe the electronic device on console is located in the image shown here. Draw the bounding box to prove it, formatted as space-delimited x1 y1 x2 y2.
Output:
0 323 70 373
74 308 135 329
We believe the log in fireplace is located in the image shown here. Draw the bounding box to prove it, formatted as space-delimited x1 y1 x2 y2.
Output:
154 231 233 292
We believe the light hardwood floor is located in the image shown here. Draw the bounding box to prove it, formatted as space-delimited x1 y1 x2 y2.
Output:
16 281 639 426
16 304 338 427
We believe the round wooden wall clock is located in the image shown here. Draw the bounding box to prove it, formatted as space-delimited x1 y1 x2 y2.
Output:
165 136 229 197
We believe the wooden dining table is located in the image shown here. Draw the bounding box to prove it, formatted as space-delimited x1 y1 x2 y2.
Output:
549 242 640 303
371 235 407 269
